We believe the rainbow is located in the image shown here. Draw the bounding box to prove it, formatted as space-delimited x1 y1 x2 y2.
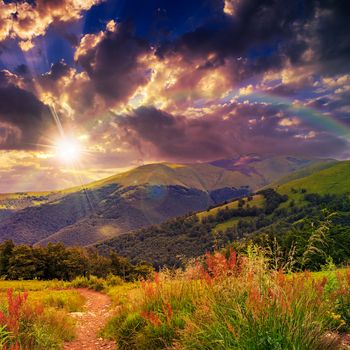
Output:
221 90 350 139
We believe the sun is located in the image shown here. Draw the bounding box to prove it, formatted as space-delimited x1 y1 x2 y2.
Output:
55 137 81 163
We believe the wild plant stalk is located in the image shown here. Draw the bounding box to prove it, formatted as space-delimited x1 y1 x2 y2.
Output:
104 248 348 350
0 289 76 349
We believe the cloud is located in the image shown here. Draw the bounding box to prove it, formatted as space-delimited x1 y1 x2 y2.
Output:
157 0 350 85
0 70 53 150
1 0 349 192
35 21 152 124
127 51 233 114
0 0 102 51
75 21 150 104
112 105 349 162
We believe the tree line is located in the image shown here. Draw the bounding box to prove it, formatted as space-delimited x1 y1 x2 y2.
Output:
0 241 153 281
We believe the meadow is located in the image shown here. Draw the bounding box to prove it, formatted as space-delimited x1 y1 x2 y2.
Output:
0 280 83 349
102 249 350 350
0 250 349 349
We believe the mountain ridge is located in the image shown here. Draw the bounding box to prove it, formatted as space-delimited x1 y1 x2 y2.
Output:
0 155 337 246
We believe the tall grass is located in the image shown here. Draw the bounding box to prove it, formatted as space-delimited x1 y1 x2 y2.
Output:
104 248 350 350
0 288 76 349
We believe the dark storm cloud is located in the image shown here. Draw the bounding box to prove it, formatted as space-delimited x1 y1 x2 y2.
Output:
310 0 350 74
115 106 228 160
0 71 52 150
113 105 348 162
75 22 150 104
157 0 307 72
158 0 350 80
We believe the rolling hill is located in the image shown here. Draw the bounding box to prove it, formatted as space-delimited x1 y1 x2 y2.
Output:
95 160 350 267
0 155 337 246
277 160 350 196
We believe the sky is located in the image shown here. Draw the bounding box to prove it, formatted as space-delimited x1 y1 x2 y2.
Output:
0 0 349 192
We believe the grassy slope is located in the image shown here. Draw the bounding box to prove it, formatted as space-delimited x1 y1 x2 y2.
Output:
95 160 350 265
193 161 349 235
273 160 339 185
197 194 265 221
0 157 335 211
0 162 257 212
277 161 350 199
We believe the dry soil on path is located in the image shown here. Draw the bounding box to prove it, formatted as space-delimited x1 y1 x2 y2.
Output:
63 288 115 350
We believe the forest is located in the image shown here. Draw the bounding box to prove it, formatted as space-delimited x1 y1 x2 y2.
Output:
0 241 153 281
97 188 350 270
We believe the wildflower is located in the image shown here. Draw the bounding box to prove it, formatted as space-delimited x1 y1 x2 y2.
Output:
154 272 160 285
227 248 237 271
162 302 173 325
140 310 162 327
225 321 238 338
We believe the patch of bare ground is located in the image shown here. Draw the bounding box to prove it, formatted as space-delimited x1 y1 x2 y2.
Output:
63 289 115 350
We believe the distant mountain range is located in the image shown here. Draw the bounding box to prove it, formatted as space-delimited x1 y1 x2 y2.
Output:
0 155 337 246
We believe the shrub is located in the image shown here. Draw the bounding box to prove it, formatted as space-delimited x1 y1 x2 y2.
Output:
105 274 123 287
70 275 105 291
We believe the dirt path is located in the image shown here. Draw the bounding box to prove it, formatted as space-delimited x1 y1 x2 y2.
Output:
63 289 115 350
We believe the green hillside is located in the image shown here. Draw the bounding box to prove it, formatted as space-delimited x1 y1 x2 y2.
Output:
96 161 350 268
0 162 255 246
204 161 350 238
197 194 265 221
273 160 339 185
76 156 336 192
277 161 350 198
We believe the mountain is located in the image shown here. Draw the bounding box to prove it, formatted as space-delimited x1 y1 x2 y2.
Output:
208 154 336 183
95 160 350 267
0 156 336 246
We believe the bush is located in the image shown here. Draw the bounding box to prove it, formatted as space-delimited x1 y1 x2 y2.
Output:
70 275 105 291
105 274 123 287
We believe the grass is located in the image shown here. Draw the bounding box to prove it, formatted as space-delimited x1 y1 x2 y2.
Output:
103 249 350 350
0 280 86 349
277 161 350 200
213 217 241 232
197 194 265 221
0 263 349 349
0 280 67 292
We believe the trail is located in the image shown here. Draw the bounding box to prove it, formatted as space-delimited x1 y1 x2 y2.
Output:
63 289 115 350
